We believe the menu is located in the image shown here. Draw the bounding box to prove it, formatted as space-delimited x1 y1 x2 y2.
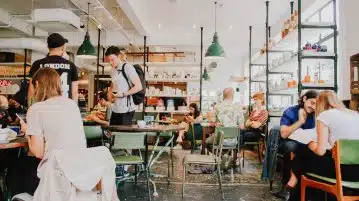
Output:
288 128 317 144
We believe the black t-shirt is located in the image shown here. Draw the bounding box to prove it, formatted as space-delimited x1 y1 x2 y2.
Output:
29 56 79 98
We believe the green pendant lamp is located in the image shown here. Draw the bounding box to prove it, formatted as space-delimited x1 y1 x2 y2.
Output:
202 68 210 81
205 1 225 60
76 2 97 59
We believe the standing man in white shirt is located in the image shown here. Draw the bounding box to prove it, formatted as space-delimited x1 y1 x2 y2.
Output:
105 46 142 125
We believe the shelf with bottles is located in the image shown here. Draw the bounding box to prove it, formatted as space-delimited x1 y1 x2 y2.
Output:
145 67 200 83
145 105 189 114
300 62 335 88
252 52 335 83
146 84 199 97
252 11 335 64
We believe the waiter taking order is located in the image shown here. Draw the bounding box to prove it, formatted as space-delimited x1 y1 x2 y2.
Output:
28 33 79 105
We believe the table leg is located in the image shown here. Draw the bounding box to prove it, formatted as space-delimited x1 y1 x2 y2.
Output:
201 128 206 155
171 135 174 178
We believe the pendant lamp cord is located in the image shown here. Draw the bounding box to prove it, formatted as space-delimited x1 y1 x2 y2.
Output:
214 1 217 32
87 2 90 32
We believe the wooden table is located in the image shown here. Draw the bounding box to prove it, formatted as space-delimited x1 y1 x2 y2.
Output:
0 137 28 149
200 123 215 155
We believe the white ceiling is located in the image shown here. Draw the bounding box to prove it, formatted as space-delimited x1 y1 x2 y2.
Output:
123 0 296 52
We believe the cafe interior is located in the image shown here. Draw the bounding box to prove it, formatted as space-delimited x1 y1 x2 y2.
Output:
1 0 359 201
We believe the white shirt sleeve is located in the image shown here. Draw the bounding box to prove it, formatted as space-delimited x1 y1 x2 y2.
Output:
26 106 44 137
316 110 334 127
124 64 139 86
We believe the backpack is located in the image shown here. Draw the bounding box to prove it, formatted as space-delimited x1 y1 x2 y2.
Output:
120 63 146 105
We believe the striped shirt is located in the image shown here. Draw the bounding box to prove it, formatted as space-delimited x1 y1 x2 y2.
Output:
249 108 269 127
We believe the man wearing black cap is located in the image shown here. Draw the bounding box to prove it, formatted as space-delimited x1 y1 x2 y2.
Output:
28 33 79 105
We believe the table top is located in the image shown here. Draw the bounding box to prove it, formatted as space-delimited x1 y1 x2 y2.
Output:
0 137 28 149
102 124 186 133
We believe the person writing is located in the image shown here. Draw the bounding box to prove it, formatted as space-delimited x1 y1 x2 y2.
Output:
28 33 79 106
105 46 142 125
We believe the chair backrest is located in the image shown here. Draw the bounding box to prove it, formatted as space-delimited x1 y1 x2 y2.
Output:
212 130 224 159
111 132 146 150
337 139 359 165
84 126 103 140
215 126 240 139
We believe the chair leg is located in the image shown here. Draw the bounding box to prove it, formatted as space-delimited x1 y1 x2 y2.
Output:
324 191 328 201
146 167 151 201
171 139 174 177
257 144 262 163
167 151 170 185
182 164 186 198
216 164 225 200
301 179 306 201
135 165 138 186
270 180 273 191
242 148 245 168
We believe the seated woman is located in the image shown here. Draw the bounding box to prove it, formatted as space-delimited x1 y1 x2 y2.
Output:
285 91 359 200
176 103 203 145
88 91 112 126
240 92 268 144
21 68 119 200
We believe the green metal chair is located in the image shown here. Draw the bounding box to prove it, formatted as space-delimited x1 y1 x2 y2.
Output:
110 132 151 201
84 126 104 147
182 130 225 200
216 126 241 178
146 131 174 185
301 140 359 201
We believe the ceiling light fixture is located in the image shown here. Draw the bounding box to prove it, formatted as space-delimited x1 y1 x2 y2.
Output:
158 24 162 28
76 2 97 59
229 25 233 29
202 67 210 81
205 1 225 60
193 24 197 29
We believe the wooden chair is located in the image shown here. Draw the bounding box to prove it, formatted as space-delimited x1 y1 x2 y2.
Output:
301 140 359 201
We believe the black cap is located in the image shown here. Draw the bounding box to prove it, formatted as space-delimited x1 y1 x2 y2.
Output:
47 33 68 49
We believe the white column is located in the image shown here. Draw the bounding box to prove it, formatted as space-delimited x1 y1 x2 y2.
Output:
338 0 359 100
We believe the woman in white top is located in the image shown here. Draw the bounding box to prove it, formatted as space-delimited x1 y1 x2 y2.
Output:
23 67 119 201
287 91 359 195
23 67 86 159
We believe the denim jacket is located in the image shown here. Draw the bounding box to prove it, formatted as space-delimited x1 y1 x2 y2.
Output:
261 126 281 181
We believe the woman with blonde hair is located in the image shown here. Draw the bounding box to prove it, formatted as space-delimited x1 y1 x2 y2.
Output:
21 67 119 201
284 91 359 200
24 67 86 159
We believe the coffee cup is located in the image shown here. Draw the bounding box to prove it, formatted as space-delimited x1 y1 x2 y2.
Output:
137 120 146 128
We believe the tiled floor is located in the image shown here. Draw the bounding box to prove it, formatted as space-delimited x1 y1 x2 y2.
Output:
117 148 282 201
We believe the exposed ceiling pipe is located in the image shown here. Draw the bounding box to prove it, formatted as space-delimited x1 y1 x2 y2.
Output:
69 0 132 43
